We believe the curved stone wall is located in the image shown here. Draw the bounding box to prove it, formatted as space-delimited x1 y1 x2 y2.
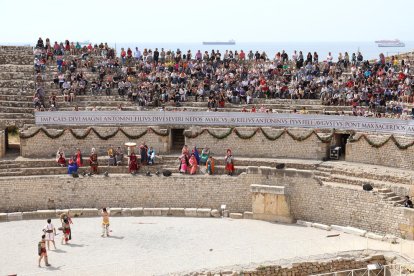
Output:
2 169 414 239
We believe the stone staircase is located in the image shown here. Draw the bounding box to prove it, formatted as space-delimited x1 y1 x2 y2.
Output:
313 162 410 206
0 155 318 177
0 46 35 128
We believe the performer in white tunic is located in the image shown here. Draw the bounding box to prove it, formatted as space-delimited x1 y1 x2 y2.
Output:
42 218 56 250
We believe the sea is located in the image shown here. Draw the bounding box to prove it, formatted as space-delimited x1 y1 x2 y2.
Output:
3 41 414 61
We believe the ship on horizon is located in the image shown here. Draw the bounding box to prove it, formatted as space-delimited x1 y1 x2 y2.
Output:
202 40 235 45
375 39 405 47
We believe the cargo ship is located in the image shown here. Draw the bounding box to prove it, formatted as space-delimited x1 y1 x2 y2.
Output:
375 39 405 47
202 40 236 45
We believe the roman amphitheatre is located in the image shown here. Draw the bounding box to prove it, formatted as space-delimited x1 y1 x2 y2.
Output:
1 43 414 275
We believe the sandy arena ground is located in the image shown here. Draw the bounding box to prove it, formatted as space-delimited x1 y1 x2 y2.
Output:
0 217 411 275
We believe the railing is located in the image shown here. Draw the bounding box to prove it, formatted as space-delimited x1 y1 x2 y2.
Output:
313 263 411 276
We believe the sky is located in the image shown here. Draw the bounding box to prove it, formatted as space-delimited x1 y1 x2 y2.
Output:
0 0 412 43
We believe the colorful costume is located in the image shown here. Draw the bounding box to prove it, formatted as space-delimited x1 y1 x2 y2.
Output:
89 148 98 174
192 146 200 165
139 143 148 165
60 213 72 243
225 149 235 175
200 147 210 165
206 157 215 175
68 157 78 174
56 148 66 166
75 149 83 167
189 154 198 175
102 210 110 237
179 154 188 173
128 152 138 173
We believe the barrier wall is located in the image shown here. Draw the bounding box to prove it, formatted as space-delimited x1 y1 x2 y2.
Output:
2 168 414 238
345 133 414 170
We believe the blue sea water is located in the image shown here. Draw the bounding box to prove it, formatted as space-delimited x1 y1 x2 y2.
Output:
113 41 414 61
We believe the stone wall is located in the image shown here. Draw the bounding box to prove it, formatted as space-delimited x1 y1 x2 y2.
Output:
345 133 414 170
190 254 387 276
2 168 413 238
185 127 330 159
20 126 331 159
20 126 170 158
0 174 252 213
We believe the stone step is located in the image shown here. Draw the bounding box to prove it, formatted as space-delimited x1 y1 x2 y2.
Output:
0 171 24 177
379 192 396 198
387 196 403 202
327 168 412 186
378 188 392 193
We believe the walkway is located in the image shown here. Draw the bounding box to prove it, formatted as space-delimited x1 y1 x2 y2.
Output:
1 217 413 275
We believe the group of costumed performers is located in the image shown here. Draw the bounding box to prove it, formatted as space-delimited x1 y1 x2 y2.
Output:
178 145 233 175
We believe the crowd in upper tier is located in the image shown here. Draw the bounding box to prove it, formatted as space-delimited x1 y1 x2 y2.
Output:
32 38 414 119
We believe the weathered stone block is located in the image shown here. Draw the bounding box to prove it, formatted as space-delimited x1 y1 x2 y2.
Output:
170 208 185 216
383 234 397 243
185 208 197 217
22 211 39 220
121 208 132 216
243 211 253 219
36 210 57 219
82 208 99 217
312 223 331 231
109 208 123 217
131 207 143 216
230 213 243 219
211 209 221 218
331 225 347 232
366 232 384 241
0 213 8 222
297 220 313 227
8 212 22 221
197 208 212 217
343 227 367 237
143 208 162 216
160 208 170 216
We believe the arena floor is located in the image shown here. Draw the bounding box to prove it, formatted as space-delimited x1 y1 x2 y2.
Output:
0 217 408 276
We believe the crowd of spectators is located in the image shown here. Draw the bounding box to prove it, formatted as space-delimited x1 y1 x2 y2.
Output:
32 37 414 119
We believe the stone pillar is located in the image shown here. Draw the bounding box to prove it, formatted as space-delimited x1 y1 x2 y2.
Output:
0 130 5 158
250 184 294 223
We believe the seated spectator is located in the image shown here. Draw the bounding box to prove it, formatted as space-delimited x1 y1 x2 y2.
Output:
115 147 124 166
107 145 115 166
67 157 78 175
404 196 413 208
